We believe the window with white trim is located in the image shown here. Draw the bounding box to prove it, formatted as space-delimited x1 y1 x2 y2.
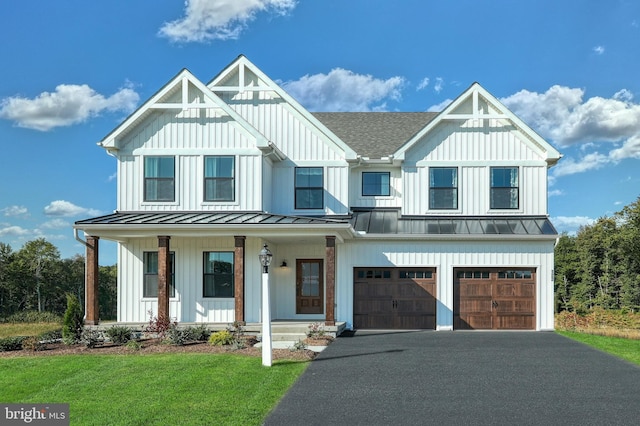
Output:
429 167 458 209
144 156 175 202
490 167 519 209
143 252 175 298
204 156 234 201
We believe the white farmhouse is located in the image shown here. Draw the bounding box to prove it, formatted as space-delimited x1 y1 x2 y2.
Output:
74 55 561 332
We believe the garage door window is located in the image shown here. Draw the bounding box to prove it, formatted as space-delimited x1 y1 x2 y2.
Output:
457 271 490 279
498 270 532 279
357 269 391 279
400 270 433 279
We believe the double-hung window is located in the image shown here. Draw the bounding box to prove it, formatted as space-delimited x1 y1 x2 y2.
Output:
429 167 458 210
204 156 234 201
203 252 234 298
490 167 519 209
144 156 175 202
143 252 175 298
295 167 323 209
362 172 390 196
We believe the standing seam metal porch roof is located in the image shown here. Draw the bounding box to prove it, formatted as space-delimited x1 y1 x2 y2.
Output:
75 210 557 237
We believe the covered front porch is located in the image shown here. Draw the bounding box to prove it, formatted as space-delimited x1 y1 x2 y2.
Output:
74 211 355 328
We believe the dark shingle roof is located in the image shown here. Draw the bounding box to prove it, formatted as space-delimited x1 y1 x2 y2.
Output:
313 112 438 159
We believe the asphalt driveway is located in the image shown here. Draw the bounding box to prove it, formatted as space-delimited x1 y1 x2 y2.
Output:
264 331 640 426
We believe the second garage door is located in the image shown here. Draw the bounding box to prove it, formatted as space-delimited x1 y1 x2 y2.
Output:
353 267 436 329
454 268 536 330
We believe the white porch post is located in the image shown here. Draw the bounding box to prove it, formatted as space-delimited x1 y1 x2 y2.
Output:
259 244 273 367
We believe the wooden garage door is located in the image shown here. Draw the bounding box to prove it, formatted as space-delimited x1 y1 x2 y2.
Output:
454 268 536 330
353 268 436 329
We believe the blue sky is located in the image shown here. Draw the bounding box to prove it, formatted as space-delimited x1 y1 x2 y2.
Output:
1 0 640 265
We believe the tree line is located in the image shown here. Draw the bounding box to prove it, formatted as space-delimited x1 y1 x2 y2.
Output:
555 197 640 313
0 238 116 320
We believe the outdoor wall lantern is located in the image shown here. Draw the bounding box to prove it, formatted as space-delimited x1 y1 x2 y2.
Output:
280 260 287 268
259 244 273 366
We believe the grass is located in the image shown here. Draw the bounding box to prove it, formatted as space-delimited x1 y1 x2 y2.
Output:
0 354 308 425
557 330 640 366
0 322 61 338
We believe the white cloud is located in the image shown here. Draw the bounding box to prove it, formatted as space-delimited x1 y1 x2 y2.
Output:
0 226 30 237
434 77 444 94
0 83 139 131
1 205 28 217
159 0 297 43
548 189 564 197
501 85 640 176
282 68 404 112
593 45 605 55
552 216 596 233
41 219 70 230
427 98 452 112
107 172 117 182
43 200 101 217
416 77 430 91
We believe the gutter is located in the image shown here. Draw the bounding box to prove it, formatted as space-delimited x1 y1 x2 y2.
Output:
74 228 89 247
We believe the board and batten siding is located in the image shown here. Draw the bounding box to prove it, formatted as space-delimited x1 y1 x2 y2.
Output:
221 91 346 162
271 164 349 215
349 167 402 208
401 119 549 216
117 237 264 323
116 108 263 212
335 240 555 331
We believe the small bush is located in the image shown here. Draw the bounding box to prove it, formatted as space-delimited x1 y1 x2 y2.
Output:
105 326 133 345
125 340 142 352
290 339 307 352
4 311 62 324
22 336 45 351
0 336 26 352
209 330 235 346
185 324 211 342
62 294 84 345
38 329 62 342
143 310 177 338
164 326 188 346
307 322 326 338
81 328 102 348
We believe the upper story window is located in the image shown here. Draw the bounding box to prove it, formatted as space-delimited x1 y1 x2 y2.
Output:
204 156 235 202
203 252 234 298
429 167 458 210
362 172 390 196
143 251 175 298
295 167 323 209
144 156 175 202
490 167 519 209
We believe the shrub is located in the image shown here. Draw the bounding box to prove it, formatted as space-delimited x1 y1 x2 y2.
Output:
290 339 307 352
62 294 84 345
125 340 142 352
0 336 26 352
22 336 45 351
164 326 188 346
185 324 211 342
209 330 235 346
81 328 102 348
105 326 133 345
307 322 326 338
4 311 62 324
143 310 177 338
38 329 62 342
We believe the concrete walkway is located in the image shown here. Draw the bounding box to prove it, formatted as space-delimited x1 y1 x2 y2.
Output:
264 331 640 426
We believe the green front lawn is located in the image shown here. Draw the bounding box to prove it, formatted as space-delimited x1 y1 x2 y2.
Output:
557 330 640 366
0 322 61 338
0 354 307 425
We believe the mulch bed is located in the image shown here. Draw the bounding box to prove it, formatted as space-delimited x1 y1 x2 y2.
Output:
0 338 319 361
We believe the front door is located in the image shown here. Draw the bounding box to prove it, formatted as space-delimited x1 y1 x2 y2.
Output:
296 259 324 314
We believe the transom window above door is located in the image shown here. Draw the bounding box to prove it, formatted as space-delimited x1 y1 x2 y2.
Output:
429 167 458 210
204 156 235 202
295 167 324 209
362 172 390 196
144 156 175 202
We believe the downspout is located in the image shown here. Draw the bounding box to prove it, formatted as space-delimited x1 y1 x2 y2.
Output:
74 228 89 247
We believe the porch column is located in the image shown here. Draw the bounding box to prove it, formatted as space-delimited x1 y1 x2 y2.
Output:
234 236 246 323
157 236 171 320
325 236 336 326
85 236 100 325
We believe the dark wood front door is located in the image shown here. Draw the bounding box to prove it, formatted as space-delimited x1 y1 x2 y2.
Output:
353 268 437 329
296 259 324 314
454 268 536 330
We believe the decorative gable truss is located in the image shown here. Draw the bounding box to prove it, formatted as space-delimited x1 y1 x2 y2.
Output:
394 82 561 166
